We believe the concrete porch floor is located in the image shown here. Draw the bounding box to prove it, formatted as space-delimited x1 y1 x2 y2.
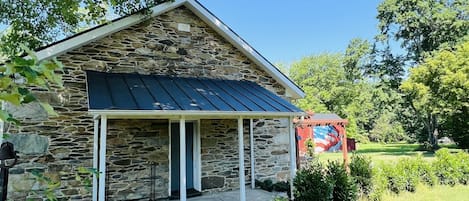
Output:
181 188 287 201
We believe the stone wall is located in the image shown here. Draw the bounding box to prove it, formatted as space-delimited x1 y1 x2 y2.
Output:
106 119 169 200
3 5 292 200
200 119 291 192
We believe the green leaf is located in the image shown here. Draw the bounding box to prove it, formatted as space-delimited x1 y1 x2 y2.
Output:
0 92 21 105
20 43 38 61
0 110 11 122
40 102 58 117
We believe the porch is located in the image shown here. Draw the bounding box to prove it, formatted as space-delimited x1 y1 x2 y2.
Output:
86 71 303 201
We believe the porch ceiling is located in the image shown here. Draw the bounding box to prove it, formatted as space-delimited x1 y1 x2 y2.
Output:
86 71 303 118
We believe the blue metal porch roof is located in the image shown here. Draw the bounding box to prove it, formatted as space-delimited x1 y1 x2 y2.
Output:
86 71 302 114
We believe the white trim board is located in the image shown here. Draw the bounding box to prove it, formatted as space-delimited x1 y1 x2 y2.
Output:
89 110 304 119
34 0 304 99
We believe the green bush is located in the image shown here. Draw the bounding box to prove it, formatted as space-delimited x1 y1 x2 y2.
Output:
327 161 358 201
294 161 333 201
382 162 407 194
349 154 373 196
255 179 273 192
272 181 290 192
433 148 461 186
294 160 358 201
396 158 420 192
455 151 469 185
368 165 387 201
414 155 437 186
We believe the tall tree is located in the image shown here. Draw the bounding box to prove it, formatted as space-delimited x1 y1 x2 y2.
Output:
400 41 469 149
376 0 469 147
377 0 469 63
290 53 385 140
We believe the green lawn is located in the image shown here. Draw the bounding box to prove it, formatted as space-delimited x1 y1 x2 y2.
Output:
381 184 469 201
316 143 457 163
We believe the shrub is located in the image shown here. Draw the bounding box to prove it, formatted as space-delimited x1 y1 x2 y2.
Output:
433 148 460 186
456 151 469 185
368 164 387 201
382 162 407 194
294 161 333 201
327 161 358 201
349 154 373 197
414 155 437 186
272 181 290 192
255 179 273 192
396 158 420 192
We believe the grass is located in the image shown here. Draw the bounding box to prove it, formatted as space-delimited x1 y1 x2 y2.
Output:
381 184 469 201
316 142 458 163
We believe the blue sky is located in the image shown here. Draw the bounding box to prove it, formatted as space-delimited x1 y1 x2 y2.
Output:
199 0 383 64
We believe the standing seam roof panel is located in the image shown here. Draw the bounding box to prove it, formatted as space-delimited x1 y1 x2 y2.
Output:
86 71 303 113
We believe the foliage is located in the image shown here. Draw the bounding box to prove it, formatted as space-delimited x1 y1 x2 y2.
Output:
327 160 358 201
0 49 62 130
433 148 464 186
368 165 387 201
369 111 407 143
294 161 333 201
401 41 469 149
255 179 273 192
255 179 290 195
29 167 97 201
349 155 373 197
304 138 315 158
30 170 62 201
273 196 289 201
294 159 358 201
376 0 469 63
289 50 404 142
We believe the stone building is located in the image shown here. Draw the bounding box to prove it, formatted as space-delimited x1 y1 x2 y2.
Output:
3 0 304 200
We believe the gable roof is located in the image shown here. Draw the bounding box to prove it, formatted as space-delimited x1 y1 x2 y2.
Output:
34 0 304 99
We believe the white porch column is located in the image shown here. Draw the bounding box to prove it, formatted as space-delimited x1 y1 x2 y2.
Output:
179 118 187 201
249 119 255 189
92 117 99 201
98 115 107 201
238 117 246 201
288 116 297 200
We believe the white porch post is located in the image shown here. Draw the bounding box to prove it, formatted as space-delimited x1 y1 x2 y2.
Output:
238 117 246 201
92 117 99 201
249 119 255 189
98 115 107 201
288 116 297 200
179 118 187 201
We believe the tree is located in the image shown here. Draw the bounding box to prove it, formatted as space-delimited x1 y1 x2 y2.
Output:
400 41 469 149
375 0 469 147
343 38 372 82
377 0 469 63
289 53 385 141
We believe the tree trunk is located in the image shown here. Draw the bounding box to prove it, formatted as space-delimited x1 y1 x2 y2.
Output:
431 114 439 150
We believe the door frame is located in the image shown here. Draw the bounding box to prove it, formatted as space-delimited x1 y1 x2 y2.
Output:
168 119 201 196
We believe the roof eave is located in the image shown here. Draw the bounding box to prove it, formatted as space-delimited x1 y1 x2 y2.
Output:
89 109 305 119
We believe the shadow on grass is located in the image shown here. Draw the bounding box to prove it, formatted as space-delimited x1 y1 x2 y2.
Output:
353 144 419 154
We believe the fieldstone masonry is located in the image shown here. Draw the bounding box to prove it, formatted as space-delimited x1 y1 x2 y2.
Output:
4 6 293 200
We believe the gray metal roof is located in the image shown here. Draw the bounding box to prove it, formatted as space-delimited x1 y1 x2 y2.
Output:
310 113 344 121
86 71 302 113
